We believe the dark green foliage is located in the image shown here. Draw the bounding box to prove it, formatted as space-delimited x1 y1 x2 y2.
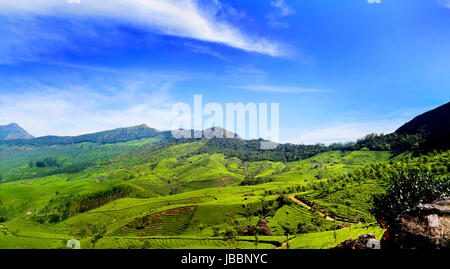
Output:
396 101 450 151
224 227 238 246
256 198 276 219
194 132 429 163
297 222 320 234
70 221 107 248
34 185 132 223
55 161 95 174
240 175 273 186
0 201 7 222
276 194 293 207
196 138 331 162
336 133 424 154
371 168 450 228
224 213 240 246
33 157 62 168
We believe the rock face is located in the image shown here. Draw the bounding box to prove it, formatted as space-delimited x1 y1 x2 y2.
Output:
382 197 450 249
334 234 381 249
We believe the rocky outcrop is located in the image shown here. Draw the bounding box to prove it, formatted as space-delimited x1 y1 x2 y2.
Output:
334 234 381 249
382 197 450 249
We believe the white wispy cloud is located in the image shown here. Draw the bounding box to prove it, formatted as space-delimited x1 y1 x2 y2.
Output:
266 0 295 30
0 0 287 57
270 0 295 17
231 85 328 94
0 69 185 137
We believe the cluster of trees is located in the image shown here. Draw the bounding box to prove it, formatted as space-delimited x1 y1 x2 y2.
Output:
33 185 132 223
333 133 424 154
192 132 429 163
54 161 95 174
29 157 62 168
0 201 7 222
240 175 274 186
13 159 95 182
195 138 331 162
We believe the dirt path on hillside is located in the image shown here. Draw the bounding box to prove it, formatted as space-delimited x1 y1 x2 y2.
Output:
289 195 336 222
276 238 295 249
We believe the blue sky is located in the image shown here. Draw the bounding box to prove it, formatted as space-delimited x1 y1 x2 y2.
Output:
0 0 449 144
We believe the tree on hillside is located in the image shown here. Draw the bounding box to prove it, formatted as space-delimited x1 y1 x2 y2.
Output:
69 221 107 248
224 213 240 248
280 223 296 249
254 233 259 249
256 197 275 220
192 219 205 237
240 204 256 226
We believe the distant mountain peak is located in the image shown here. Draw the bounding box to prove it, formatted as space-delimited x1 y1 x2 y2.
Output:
0 123 34 140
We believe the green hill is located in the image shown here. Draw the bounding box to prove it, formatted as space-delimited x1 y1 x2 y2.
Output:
396 101 450 150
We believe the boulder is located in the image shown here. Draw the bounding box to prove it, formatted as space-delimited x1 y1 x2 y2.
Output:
382 197 450 249
334 234 381 249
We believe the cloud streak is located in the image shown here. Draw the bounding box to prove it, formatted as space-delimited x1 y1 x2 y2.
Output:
270 0 295 17
0 0 287 57
231 85 328 94
267 0 295 30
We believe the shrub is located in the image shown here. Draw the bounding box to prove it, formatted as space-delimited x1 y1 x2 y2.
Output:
371 168 450 228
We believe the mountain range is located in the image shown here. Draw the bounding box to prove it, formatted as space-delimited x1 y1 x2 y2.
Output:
1 102 449 150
